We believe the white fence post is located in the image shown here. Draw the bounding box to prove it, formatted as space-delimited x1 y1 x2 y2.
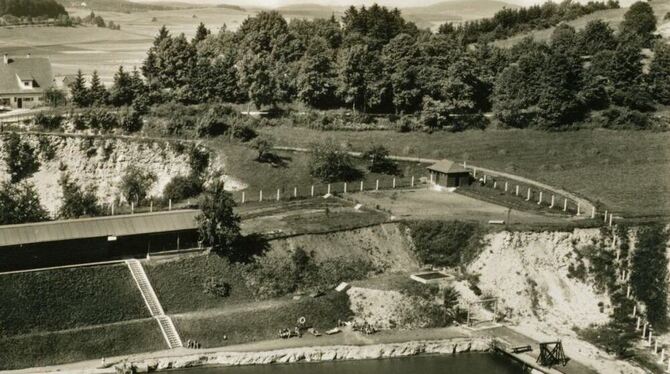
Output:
504 182 508 192
168 199 172 211
577 202 581 216
563 199 567 212
493 181 497 189
604 210 608 223
311 185 314 197
515 185 519 196
344 182 347 194
392 178 396 188
538 191 543 205
131 202 134 214
150 201 153 213
376 180 379 191
276 189 280 201
609 214 613 227
411 176 415 187
550 195 555 208
294 187 297 198
259 190 263 202
360 181 364 192
526 188 531 201
591 206 595 219
241 191 245 204
327 184 331 195
111 202 115 215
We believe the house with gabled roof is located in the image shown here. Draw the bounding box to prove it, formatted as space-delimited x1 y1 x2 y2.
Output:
427 159 472 188
0 54 54 109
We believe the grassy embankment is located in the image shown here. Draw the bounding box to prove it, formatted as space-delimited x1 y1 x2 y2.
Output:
144 253 355 348
258 127 670 218
0 264 164 370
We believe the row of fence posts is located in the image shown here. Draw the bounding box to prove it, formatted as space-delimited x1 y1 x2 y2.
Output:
107 199 174 215
461 161 615 226
617 236 670 372
239 176 416 204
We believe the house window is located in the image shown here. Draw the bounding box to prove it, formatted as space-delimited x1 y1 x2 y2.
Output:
24 97 33 102
23 81 30 87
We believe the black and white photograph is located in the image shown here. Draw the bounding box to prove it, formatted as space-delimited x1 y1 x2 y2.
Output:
0 0 668 372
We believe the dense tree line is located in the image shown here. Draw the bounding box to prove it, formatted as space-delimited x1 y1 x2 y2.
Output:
63 2 669 132
0 0 66 18
438 0 620 44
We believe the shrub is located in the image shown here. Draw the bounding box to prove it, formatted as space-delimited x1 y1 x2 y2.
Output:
202 278 231 298
33 112 64 131
2 133 40 183
0 181 49 225
119 109 142 133
162 175 203 201
37 136 56 161
309 140 362 182
58 174 102 219
362 145 398 175
631 224 669 330
119 165 157 204
188 145 210 177
406 220 486 267
230 124 257 142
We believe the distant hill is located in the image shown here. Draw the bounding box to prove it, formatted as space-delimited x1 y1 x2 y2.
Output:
274 0 515 29
276 3 345 18
58 0 179 12
404 0 517 20
0 0 67 17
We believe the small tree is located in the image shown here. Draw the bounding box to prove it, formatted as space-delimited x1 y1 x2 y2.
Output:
44 87 67 107
250 135 272 161
69 70 89 107
58 174 101 219
362 144 398 174
630 224 669 330
2 133 41 183
309 140 361 182
0 181 49 225
89 70 108 106
119 166 156 204
196 181 241 257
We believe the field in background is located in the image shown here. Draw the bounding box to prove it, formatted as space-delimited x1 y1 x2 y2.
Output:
258 127 670 217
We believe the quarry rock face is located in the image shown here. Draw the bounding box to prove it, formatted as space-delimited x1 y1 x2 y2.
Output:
0 135 191 214
118 338 492 372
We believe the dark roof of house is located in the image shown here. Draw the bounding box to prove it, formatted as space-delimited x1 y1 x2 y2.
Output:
427 159 469 174
0 209 199 247
0 56 54 94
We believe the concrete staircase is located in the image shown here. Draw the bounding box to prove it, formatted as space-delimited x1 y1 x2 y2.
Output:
126 259 183 349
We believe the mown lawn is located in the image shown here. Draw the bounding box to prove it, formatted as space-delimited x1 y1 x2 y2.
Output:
0 264 149 337
174 292 352 348
210 140 429 200
257 127 670 217
0 318 165 370
143 254 255 314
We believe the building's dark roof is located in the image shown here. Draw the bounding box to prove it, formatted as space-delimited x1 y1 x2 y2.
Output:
0 210 199 247
427 159 469 174
0 57 53 94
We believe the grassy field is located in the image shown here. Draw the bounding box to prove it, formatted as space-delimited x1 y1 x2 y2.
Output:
0 264 149 336
495 0 670 47
143 254 255 314
0 318 165 370
258 127 670 217
174 291 352 348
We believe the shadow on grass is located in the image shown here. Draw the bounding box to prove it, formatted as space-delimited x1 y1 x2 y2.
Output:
229 233 271 263
257 152 292 168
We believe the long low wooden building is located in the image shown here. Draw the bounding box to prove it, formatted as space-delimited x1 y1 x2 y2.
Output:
0 210 201 271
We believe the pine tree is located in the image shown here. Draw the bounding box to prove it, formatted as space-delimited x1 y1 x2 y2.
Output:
649 41 670 105
89 71 108 106
192 22 210 45
109 66 133 106
68 69 89 107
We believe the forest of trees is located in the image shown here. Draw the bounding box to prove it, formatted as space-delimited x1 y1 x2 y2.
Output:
438 0 620 44
63 2 670 132
0 0 66 18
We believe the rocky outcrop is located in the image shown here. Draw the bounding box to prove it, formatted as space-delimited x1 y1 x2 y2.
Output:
0 134 191 214
118 338 491 372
